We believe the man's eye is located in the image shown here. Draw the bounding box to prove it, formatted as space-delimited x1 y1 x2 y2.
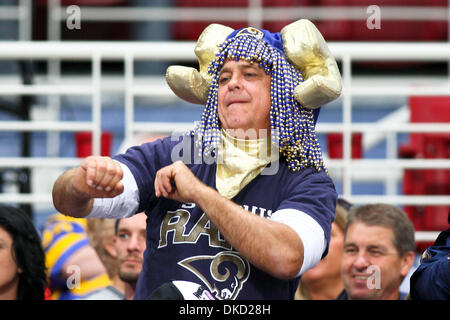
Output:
219 76 230 84
119 233 129 240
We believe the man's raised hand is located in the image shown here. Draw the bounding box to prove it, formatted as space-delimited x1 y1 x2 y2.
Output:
73 156 124 199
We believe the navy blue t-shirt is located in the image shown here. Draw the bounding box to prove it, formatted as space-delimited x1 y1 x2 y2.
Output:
114 135 337 300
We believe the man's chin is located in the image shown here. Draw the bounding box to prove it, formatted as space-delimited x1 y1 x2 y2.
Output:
348 288 380 300
119 270 140 284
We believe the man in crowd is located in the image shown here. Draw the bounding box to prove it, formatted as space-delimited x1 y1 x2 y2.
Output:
338 203 415 300
52 19 342 300
113 212 147 300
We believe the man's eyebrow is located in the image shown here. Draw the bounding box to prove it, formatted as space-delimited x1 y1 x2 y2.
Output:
367 244 388 252
343 242 390 254
343 242 357 249
219 66 231 75
219 62 260 75
239 63 260 71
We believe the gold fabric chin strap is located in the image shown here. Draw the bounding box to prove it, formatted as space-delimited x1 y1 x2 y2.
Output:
216 129 277 199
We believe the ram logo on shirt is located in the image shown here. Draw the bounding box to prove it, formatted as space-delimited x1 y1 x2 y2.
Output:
178 251 250 300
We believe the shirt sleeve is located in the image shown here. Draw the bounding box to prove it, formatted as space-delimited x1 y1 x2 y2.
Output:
270 208 326 277
276 169 337 265
87 161 139 219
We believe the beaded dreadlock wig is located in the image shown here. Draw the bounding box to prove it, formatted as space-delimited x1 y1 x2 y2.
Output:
192 27 326 173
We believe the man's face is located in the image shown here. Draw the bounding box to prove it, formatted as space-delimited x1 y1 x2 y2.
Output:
341 222 413 300
217 59 271 138
113 212 147 283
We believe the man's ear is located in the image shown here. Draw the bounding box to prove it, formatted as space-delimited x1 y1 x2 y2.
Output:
103 236 117 258
400 251 415 277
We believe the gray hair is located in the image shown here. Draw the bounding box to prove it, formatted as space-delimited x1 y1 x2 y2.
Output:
345 203 415 256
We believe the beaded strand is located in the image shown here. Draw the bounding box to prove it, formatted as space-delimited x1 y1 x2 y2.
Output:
192 33 326 173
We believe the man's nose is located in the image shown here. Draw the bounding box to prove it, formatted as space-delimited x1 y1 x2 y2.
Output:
127 234 142 252
352 253 371 270
227 74 241 90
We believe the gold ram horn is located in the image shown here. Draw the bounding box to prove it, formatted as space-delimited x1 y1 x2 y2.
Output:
281 19 342 109
166 24 234 105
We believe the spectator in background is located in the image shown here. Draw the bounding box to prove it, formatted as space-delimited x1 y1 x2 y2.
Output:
41 213 113 299
87 218 126 296
408 212 449 300
113 212 147 300
338 203 415 300
295 198 351 299
0 205 47 300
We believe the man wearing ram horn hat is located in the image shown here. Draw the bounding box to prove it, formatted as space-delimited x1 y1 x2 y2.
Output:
52 19 342 300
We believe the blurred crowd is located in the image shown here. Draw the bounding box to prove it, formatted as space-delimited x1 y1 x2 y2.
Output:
0 201 447 300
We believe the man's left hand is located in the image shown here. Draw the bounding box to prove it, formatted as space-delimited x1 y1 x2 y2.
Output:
154 161 203 203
